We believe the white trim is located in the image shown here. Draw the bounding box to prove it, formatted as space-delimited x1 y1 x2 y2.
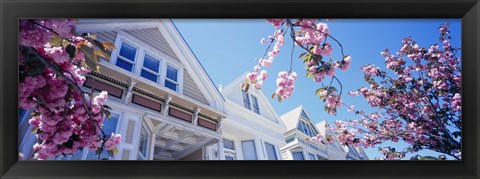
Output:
157 20 225 112
77 19 225 114
110 31 184 94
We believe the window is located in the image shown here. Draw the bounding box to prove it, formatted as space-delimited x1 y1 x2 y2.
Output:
317 155 328 160
116 42 137 72
251 95 260 114
113 37 183 93
285 136 295 143
225 156 234 160
292 152 304 160
308 153 316 160
241 90 261 114
223 139 235 150
297 121 318 137
138 125 149 160
141 54 160 83
241 140 257 160
264 142 277 160
301 110 309 120
165 65 179 91
241 90 251 110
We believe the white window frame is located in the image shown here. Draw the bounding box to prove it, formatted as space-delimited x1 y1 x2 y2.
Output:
240 90 261 114
113 39 139 72
241 139 257 160
111 31 184 94
291 151 305 160
139 52 162 83
162 62 183 92
264 142 278 160
137 123 150 160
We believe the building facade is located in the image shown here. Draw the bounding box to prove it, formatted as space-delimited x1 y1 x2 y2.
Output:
279 106 368 160
207 73 287 160
20 19 227 160
18 19 369 161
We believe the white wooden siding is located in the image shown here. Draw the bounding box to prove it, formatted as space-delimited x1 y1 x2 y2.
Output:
95 29 209 106
123 28 180 62
96 31 117 44
184 70 209 105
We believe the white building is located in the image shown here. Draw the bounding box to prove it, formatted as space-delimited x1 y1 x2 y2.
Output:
279 106 368 160
18 19 368 161
207 73 287 160
20 19 228 160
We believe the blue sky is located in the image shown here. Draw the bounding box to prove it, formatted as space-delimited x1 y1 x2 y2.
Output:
173 19 461 160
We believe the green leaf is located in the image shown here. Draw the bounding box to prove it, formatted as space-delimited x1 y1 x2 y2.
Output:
315 88 325 96
61 40 70 47
107 147 118 157
96 148 103 155
94 49 110 60
31 126 38 134
102 42 116 51
277 96 283 103
112 147 118 155
244 84 250 93
80 45 100 72
103 109 111 119
320 96 326 101
298 52 307 59
107 150 114 157
89 34 97 40
271 93 276 99
103 105 112 110
49 34 62 46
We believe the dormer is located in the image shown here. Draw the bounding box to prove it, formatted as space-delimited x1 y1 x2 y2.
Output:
280 105 319 138
222 72 285 126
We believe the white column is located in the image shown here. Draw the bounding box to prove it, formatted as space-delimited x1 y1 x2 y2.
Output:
161 95 173 116
148 131 157 160
192 107 200 126
124 78 138 103
254 137 266 160
217 139 224 160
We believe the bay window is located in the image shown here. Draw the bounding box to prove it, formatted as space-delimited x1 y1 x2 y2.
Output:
113 37 183 93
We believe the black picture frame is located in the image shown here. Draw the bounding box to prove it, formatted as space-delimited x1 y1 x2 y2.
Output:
1 0 479 178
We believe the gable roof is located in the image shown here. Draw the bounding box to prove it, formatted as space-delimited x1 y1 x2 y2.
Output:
280 105 316 131
75 19 226 114
222 72 286 129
